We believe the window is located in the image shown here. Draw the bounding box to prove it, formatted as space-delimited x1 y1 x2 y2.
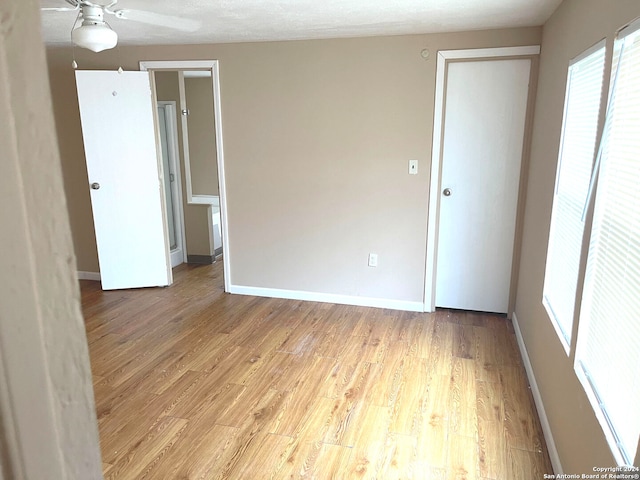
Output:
575 23 640 466
543 42 606 349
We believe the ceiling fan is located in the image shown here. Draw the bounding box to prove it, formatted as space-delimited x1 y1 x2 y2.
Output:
41 0 201 53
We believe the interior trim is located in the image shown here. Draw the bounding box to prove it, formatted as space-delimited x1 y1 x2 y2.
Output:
229 284 424 312
512 311 563 474
77 271 101 281
187 255 215 265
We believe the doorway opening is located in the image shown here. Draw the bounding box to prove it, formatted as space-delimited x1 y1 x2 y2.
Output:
141 60 229 292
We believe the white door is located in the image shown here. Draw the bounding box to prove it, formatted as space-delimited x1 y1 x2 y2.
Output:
76 70 172 290
435 59 530 313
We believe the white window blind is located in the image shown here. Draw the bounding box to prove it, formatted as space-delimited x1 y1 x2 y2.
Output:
575 24 640 466
543 43 606 347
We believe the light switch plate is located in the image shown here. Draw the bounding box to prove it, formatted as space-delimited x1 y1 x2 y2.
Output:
409 160 418 175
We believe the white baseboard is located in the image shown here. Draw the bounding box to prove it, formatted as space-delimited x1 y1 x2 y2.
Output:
512 312 563 474
228 284 424 312
77 271 101 281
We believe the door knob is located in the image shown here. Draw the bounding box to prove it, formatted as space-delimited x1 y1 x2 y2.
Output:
91 182 100 190
443 188 452 196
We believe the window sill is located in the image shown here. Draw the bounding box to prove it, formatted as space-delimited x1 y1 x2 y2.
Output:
542 298 571 356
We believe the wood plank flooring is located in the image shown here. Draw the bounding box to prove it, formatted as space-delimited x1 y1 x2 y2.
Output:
81 262 553 479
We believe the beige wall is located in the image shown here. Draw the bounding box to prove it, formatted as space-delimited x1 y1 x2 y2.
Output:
47 27 541 297
155 70 180 100
185 77 219 196
155 72 213 257
0 0 102 477
515 0 640 472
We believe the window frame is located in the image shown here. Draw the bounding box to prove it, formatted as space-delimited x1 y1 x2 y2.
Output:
573 17 640 466
542 39 607 354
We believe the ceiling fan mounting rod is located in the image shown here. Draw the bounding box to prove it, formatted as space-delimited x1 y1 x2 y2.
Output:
80 5 107 23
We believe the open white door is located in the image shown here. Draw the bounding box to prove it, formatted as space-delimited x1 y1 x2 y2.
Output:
76 70 172 290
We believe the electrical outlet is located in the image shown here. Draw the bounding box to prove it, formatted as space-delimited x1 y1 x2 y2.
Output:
368 253 378 267
409 160 418 175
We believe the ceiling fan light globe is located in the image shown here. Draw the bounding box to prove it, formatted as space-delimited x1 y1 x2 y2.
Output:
72 24 118 53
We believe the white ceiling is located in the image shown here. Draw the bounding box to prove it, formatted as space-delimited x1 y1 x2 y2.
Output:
39 0 562 47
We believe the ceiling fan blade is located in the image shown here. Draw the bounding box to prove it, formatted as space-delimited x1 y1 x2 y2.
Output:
41 7 78 11
111 9 201 32
41 0 79 11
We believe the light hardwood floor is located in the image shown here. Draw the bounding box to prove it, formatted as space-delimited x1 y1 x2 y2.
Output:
81 262 553 479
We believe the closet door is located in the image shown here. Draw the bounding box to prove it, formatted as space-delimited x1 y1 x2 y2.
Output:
435 59 530 313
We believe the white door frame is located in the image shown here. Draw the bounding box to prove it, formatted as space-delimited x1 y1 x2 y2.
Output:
140 60 230 292
423 46 540 313
157 101 187 267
